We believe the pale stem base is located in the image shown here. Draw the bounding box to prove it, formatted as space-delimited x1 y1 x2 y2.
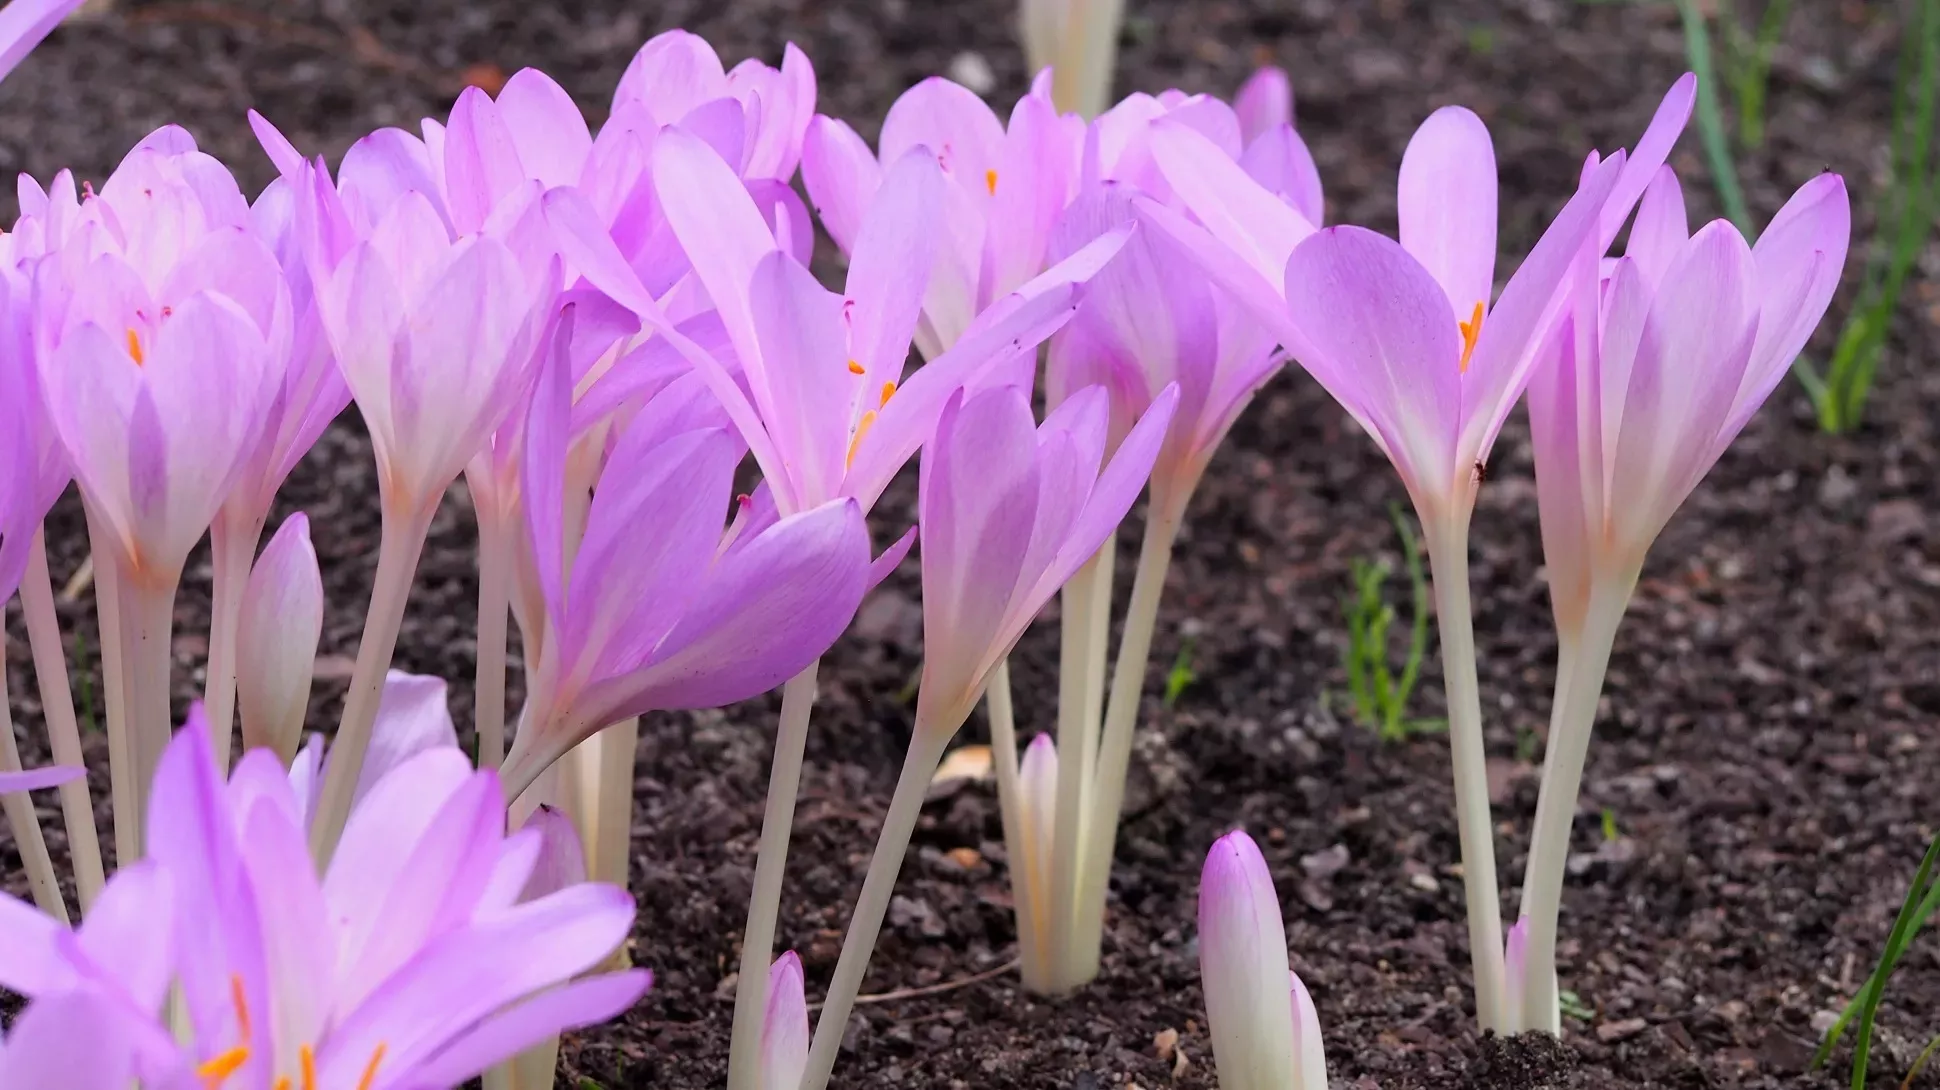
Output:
0 647 68 921
309 502 434 865
473 510 513 773
204 511 265 771
83 505 136 871
120 575 179 865
1515 577 1632 1035
725 662 820 1090
1069 491 1186 985
1421 521 1508 1033
22 528 105 908
1046 537 1114 991
800 723 954 1090
985 660 1055 991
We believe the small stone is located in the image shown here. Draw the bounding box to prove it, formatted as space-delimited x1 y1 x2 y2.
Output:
947 51 997 96
1152 1027 1179 1061
1810 1009 1842 1034
1300 843 1349 878
1408 872 1441 894
946 846 983 870
1596 1017 1649 1043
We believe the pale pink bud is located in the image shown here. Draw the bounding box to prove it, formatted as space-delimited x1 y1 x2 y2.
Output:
1199 830 1297 1090
761 951 810 1090
236 513 322 764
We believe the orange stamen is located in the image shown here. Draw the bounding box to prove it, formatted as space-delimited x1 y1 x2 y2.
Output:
985 169 999 196
1457 301 1484 373
879 380 896 407
273 1080 291 1090
847 358 865 375
300 1044 317 1090
847 410 878 468
126 328 145 367
230 974 252 1039
355 1044 388 1090
196 1047 250 1087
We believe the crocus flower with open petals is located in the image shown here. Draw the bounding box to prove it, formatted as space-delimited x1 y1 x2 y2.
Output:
1200 831 1327 1090
798 381 1176 1090
0 0 86 80
501 318 877 798
1513 165 1849 1035
802 74 1077 361
614 29 816 184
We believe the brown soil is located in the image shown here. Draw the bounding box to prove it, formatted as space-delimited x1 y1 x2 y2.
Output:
5 1 1937 1087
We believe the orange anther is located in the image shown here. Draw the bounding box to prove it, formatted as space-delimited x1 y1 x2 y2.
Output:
125 328 145 367
355 1044 388 1090
847 359 866 375
984 169 999 196
847 411 878 468
230 974 252 1039
879 380 897 407
1457 301 1484 373
196 1047 250 1087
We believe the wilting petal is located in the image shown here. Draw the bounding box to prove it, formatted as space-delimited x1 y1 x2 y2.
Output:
1199 831 1297 1090
1397 106 1497 321
1282 226 1462 499
236 512 323 764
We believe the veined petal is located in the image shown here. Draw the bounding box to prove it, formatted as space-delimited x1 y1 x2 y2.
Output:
1398 105 1497 322
236 512 323 764
355 671 461 805
1597 73 1697 254
0 993 136 1089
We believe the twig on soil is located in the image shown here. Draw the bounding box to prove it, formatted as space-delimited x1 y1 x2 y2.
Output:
808 959 1021 1011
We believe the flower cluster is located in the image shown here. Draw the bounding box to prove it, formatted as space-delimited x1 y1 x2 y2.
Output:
0 0 1849 1085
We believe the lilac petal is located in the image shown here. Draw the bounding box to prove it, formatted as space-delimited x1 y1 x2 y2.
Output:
496 68 594 188
1149 119 1316 298
337 127 448 235
444 86 528 234
919 389 1042 688
1282 226 1463 498
1017 388 1111 588
0 766 82 792
1292 971 1328 1090
802 115 883 256
0 0 87 82
1239 124 1324 227
615 29 729 124
749 250 852 507
74 861 174 1013
1458 152 1625 468
408 970 652 1087
1598 73 1697 254
1235 67 1293 145
1199 831 1297 1090
236 787 331 1059
844 148 943 386
518 804 588 902
1592 258 1654 494
866 525 917 593
984 89 1077 301
761 953 810 1090
1722 174 1850 449
1527 311 1595 632
572 311 734 435
0 993 135 1089
317 883 637 1083
880 77 1006 199
476 826 544 913
1624 166 1689 290
0 892 74 994
522 308 573 635
1398 106 1498 318
247 109 305 179
354 671 461 805
1133 195 1311 360
1609 221 1759 548
1041 384 1177 594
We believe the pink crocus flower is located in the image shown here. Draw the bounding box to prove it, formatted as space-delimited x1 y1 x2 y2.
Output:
1199 831 1328 1090
0 0 86 80
802 74 1078 360
799 381 1177 1090
1514 164 1849 1034
500 317 877 798
613 29 816 184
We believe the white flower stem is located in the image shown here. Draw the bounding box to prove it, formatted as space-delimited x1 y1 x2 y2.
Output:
1516 577 1631 1035
203 510 264 771
726 661 820 1090
21 528 104 908
473 511 513 772
120 573 179 863
801 720 954 1090
593 716 638 887
986 660 1053 990
309 501 434 865
1070 490 1186 984
0 645 68 921
80 504 136 871
1046 536 1113 991
1420 519 1508 1033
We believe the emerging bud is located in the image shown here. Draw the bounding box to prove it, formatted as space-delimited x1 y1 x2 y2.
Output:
235 513 322 764
1015 733 1059 984
762 951 810 1090
520 803 590 903
1199 830 1327 1090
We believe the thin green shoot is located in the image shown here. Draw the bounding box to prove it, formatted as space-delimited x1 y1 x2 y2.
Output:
1515 726 1540 763
1341 506 1440 742
1559 989 1595 1021
1672 0 1756 234
1162 636 1198 708
1812 833 1940 1088
1720 0 1794 149
1601 808 1620 842
1800 0 1939 433
1904 1032 1940 1090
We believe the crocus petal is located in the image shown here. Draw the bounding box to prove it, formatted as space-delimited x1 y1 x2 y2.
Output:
496 68 595 189
518 804 589 902
880 78 1006 198
1608 220 1759 550
801 115 884 256
0 993 134 1089
983 89 1076 300
1038 382 1176 595
844 147 944 386
748 251 852 508
0 0 87 82
1503 915 1530 1032
1722 173 1850 449
865 525 917 593
0 766 83 793
353 671 462 805
1598 73 1697 254
1235 67 1293 145
236 512 322 764
761 953 810 1090
0 892 75 994
1282 226 1462 500
236 783 331 1071
1239 124 1324 228
1398 106 1497 321
1291 971 1327 1090
406 970 652 1087
1150 119 1316 297
615 29 729 124
1200 831 1297 1090
1624 166 1689 290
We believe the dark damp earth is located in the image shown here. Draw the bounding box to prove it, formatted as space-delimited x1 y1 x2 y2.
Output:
4 1 1937 1087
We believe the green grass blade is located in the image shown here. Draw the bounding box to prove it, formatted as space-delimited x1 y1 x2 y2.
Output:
1673 0 1756 234
1814 833 1940 1076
